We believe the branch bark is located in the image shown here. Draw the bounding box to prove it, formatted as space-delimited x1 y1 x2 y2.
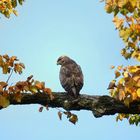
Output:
5 92 140 117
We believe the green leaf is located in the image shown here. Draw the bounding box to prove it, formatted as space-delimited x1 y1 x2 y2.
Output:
29 86 38 93
119 28 132 42
11 0 17 8
18 0 24 5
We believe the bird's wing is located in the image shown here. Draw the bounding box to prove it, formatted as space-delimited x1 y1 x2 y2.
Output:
59 66 74 91
73 65 84 88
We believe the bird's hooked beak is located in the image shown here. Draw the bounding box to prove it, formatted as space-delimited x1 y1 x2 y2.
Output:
57 61 60 65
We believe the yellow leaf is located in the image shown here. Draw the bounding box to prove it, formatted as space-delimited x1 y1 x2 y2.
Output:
113 16 124 29
117 65 123 71
13 10 18 16
119 89 125 101
118 78 124 85
129 0 137 8
107 80 116 89
132 91 137 100
30 86 38 93
116 113 126 121
119 28 131 42
124 98 131 107
123 71 129 77
136 88 140 97
69 114 78 124
0 95 10 108
128 66 138 73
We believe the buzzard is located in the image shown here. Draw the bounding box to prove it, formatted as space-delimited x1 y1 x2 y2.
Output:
57 56 84 97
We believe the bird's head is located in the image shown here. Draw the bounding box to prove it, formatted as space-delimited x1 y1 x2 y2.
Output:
57 56 71 66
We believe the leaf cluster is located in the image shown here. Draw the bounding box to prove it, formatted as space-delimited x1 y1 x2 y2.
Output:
104 0 140 61
108 65 140 125
0 54 25 74
104 0 140 125
58 110 78 124
0 0 24 18
0 54 53 108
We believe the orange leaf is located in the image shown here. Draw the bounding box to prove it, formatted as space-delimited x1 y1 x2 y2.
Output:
44 88 52 94
3 54 9 61
117 65 123 71
35 81 45 90
115 70 121 79
0 81 7 88
110 65 115 69
11 56 18 61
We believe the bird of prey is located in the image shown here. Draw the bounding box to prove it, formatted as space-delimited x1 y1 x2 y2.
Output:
57 56 84 97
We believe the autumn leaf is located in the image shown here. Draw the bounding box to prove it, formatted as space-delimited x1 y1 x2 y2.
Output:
13 10 18 16
69 114 78 124
45 104 49 110
0 81 8 88
13 93 22 102
14 63 23 74
117 65 123 71
110 65 115 69
39 106 44 112
118 89 125 101
27 75 33 81
0 55 4 66
35 81 45 90
64 111 72 118
0 95 10 108
136 88 140 98
2 64 9 74
3 54 9 61
119 28 132 42
116 114 126 121
113 16 124 29
58 111 62 120
115 70 121 78
44 88 52 94
107 80 116 89
19 63 25 69
29 86 38 93
124 98 131 107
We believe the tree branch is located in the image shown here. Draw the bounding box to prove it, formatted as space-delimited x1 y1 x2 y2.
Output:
6 92 140 117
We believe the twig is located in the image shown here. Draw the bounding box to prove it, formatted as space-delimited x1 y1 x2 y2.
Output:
6 68 14 84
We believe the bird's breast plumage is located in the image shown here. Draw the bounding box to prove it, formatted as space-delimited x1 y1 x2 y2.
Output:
59 61 84 97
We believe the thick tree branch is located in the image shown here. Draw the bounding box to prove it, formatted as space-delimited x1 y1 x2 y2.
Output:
5 92 140 117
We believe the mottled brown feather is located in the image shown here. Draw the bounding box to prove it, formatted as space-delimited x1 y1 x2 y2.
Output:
57 56 84 97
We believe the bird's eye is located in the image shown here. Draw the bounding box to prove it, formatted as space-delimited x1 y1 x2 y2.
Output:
58 58 62 62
